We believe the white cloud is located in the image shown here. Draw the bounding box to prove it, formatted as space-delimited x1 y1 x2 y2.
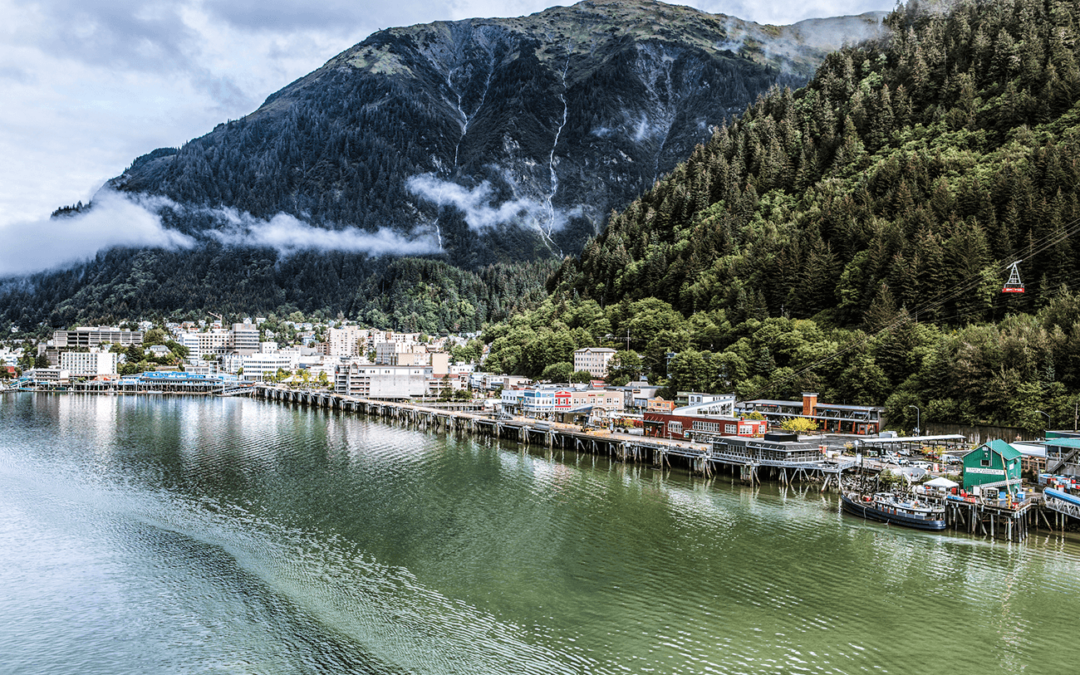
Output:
0 189 194 277
206 208 442 256
406 175 550 231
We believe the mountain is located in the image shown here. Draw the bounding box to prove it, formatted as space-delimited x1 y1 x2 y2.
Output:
1 0 886 331
112 0 884 261
483 0 1080 432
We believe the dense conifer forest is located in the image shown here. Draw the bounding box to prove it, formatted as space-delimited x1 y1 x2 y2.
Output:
485 0 1080 432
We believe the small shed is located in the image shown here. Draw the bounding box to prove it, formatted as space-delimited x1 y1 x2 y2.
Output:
962 439 1022 494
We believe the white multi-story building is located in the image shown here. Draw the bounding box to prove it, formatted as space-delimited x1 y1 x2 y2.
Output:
573 347 618 378
500 388 524 413
27 367 70 383
59 350 118 377
196 330 231 359
335 364 431 398
523 386 558 416
326 326 365 357
241 353 299 381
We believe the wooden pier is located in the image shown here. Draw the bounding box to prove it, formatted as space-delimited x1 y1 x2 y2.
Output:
254 385 853 487
942 497 1038 542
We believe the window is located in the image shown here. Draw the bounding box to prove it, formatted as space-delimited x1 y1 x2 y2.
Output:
668 421 682 434
725 424 737 434
980 457 991 467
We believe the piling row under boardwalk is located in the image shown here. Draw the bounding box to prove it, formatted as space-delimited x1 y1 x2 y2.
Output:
254 385 854 488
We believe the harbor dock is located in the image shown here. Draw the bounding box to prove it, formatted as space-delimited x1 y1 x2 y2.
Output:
253 385 853 487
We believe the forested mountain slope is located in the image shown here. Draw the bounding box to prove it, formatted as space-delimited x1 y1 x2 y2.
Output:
0 0 885 331
485 0 1080 432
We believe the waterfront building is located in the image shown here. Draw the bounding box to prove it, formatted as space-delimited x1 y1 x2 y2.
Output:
241 353 299 381
60 350 119 378
523 386 558 416
27 367 70 384
644 411 767 441
335 364 431 398
500 388 524 413
736 392 885 435
672 395 736 417
573 347 617 378
569 388 624 411
962 440 1023 494
607 381 661 410
710 433 824 465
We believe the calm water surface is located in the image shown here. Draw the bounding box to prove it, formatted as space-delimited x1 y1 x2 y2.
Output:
1 394 1078 674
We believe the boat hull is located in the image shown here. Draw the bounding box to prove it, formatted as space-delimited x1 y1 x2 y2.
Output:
841 494 946 531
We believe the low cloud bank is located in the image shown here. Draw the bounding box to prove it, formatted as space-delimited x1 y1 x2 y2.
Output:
207 208 442 256
406 173 578 233
0 188 194 277
0 188 442 278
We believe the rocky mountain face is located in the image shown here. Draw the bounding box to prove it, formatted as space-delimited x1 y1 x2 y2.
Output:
114 0 884 265
2 0 886 331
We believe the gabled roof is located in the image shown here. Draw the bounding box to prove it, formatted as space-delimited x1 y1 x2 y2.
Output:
982 439 1023 461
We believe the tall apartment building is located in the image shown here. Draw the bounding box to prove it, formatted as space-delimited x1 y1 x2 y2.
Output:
327 326 366 357
53 327 143 348
573 347 618 378
59 350 119 377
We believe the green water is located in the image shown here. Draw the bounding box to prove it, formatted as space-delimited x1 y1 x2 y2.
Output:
1 394 1077 674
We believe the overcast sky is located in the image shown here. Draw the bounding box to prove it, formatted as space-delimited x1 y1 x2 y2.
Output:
0 0 894 233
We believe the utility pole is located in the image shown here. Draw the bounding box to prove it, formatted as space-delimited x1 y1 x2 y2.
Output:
907 404 921 437
1036 410 1050 436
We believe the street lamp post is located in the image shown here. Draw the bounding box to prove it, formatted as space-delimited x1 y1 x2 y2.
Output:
907 404 921 437
1035 410 1050 434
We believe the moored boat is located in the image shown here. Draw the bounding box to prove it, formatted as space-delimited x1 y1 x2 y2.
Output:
841 491 946 531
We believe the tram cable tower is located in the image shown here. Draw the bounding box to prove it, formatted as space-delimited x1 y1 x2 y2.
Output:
1002 260 1025 294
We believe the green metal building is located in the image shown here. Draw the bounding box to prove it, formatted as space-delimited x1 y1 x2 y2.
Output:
963 439 1023 494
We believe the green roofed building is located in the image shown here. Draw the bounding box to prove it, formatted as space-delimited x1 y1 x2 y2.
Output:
962 440 1023 494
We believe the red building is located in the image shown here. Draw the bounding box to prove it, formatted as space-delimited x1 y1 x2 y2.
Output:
644 412 767 441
